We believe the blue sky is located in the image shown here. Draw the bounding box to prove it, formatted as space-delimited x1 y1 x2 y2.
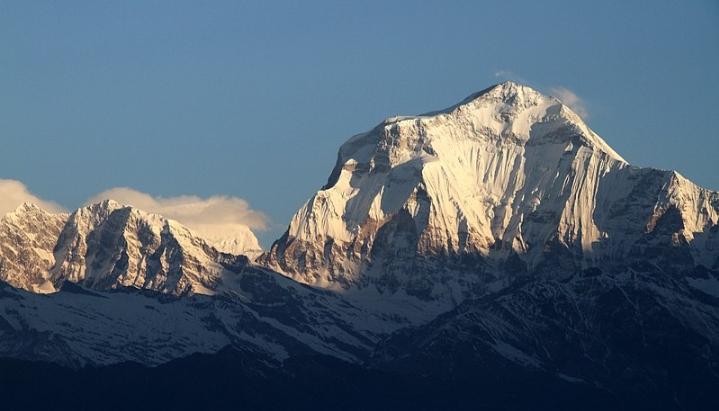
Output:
1 0 717 245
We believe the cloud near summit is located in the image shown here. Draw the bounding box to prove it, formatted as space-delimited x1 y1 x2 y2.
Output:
549 86 589 119
0 179 66 216
491 72 590 120
86 187 269 232
0 180 268 240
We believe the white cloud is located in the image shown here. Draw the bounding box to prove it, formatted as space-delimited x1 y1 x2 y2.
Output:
494 69 526 83
86 188 268 253
549 86 590 119
87 187 268 229
0 179 66 216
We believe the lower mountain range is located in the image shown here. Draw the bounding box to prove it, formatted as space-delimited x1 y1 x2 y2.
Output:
1 82 717 410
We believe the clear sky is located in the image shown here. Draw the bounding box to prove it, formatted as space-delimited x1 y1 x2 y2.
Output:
1 0 718 246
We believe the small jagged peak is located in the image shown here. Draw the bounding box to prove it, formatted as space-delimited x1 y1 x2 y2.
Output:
663 169 718 197
80 199 138 217
13 202 67 216
486 80 542 99
1 202 67 228
458 81 547 109
77 198 170 228
82 199 175 222
656 169 695 192
69 199 132 227
668 170 684 184
670 170 695 184
4 202 50 220
94 198 124 210
15 202 42 213
410 81 548 120
162 217 190 235
494 79 522 88
1 203 34 222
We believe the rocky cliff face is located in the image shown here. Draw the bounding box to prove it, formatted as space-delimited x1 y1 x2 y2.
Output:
0 200 262 296
263 81 719 305
50 200 244 295
0 203 68 293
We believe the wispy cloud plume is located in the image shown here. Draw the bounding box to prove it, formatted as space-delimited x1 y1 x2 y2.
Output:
0 179 66 216
549 86 589 119
494 69 526 83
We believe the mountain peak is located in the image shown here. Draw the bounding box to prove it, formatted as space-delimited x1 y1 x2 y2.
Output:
413 80 546 120
50 200 243 296
8 202 44 217
450 81 624 161
264 82 716 307
375 80 624 164
2 197 260 295
0 202 68 294
91 198 124 211
478 80 542 102
2 202 63 225
17 201 41 211
79 199 263 258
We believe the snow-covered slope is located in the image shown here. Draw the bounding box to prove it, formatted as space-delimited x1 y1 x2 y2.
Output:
370 265 719 408
198 224 263 258
0 265 387 367
263 81 719 306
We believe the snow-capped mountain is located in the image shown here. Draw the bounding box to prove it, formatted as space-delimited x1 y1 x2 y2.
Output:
0 203 68 293
0 201 396 367
1 81 718 410
50 199 242 295
1 199 267 296
264 81 719 305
